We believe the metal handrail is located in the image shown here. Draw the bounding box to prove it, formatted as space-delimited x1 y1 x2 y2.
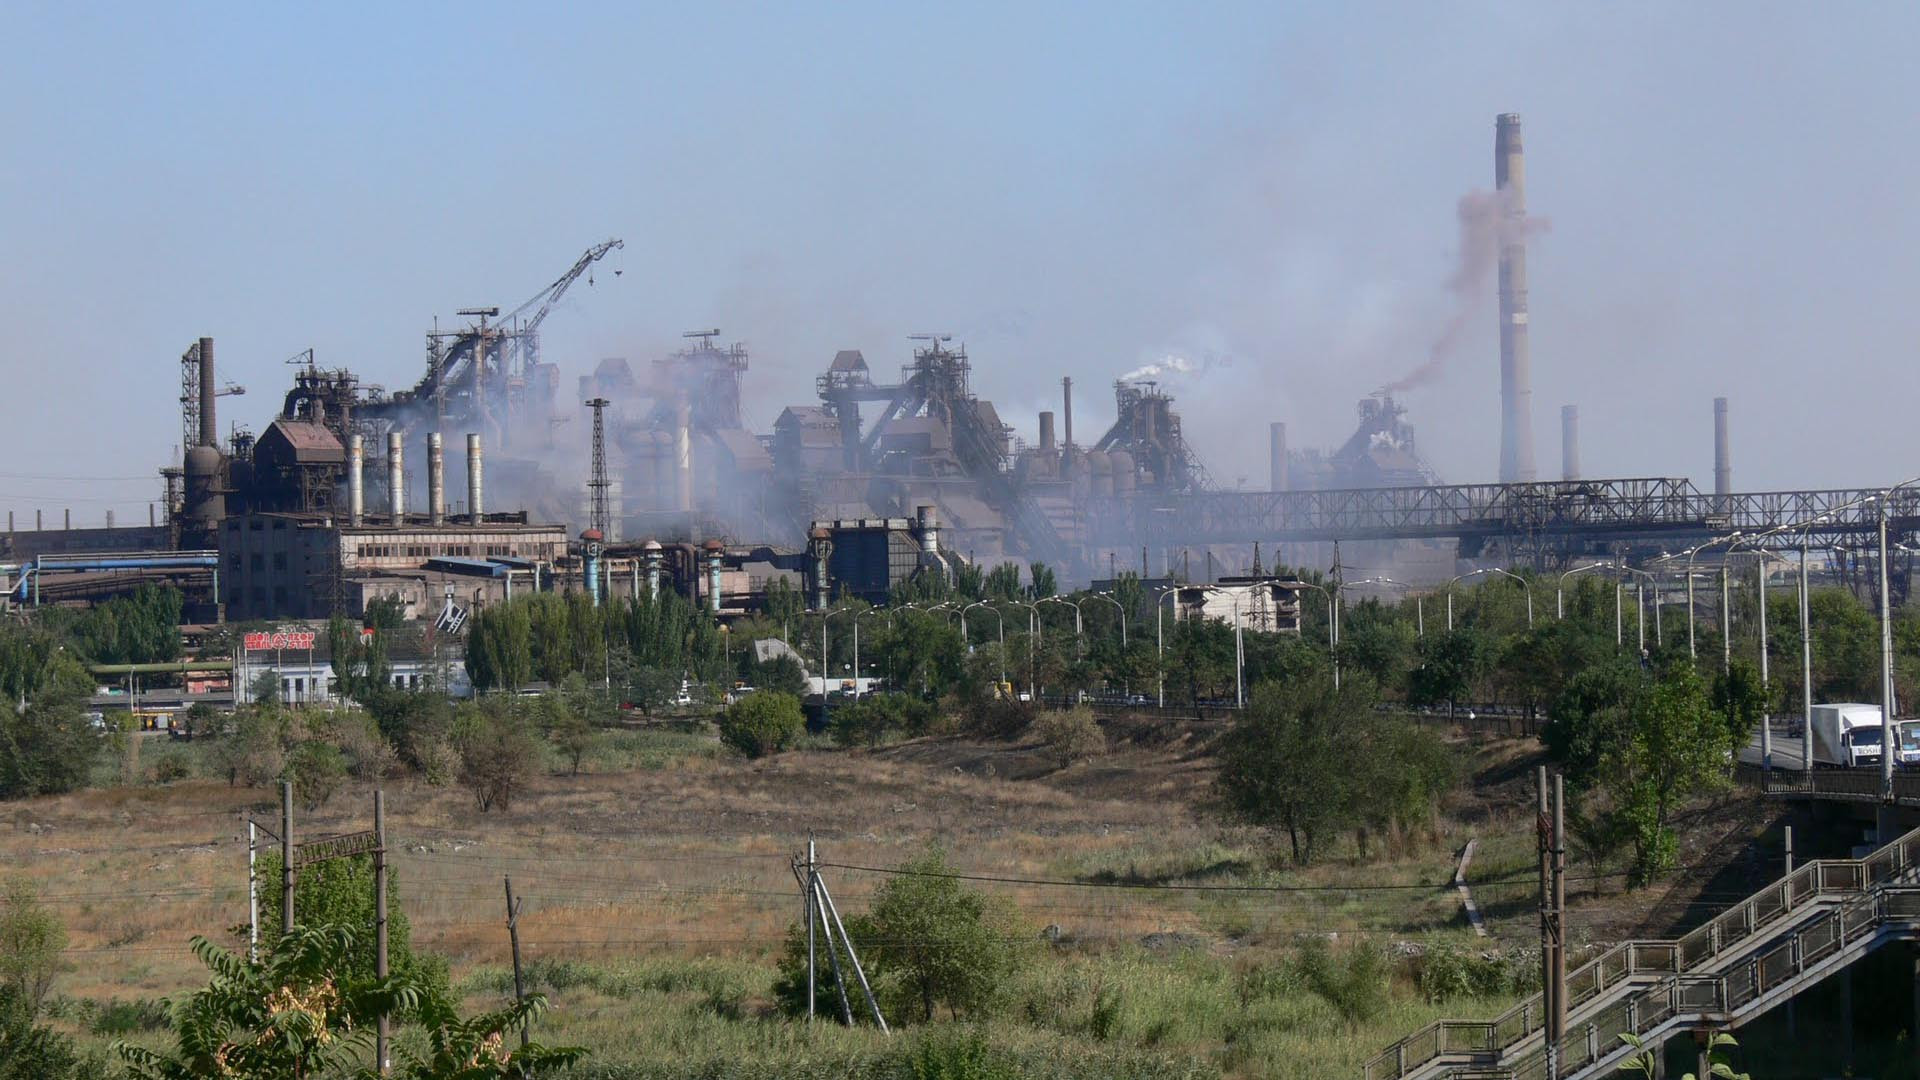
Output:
1362 823 1920 1080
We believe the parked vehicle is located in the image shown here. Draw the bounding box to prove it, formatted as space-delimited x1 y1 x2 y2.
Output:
1898 720 1920 769
1808 703 1886 768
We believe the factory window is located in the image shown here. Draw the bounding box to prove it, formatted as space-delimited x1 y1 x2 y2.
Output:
272 520 286 531
250 520 264 531
272 553 287 570
273 586 288 606
250 586 265 604
228 556 240 572
250 554 264 572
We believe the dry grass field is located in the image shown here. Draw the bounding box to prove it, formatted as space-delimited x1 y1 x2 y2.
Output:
4 717 1790 1078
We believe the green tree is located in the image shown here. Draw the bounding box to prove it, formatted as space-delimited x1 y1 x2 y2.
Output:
211 704 289 788
253 854 447 1010
452 698 539 811
1295 938 1391 1031
984 563 1023 602
541 674 596 775
718 692 804 758
1603 665 1737 883
0 692 101 799
1028 562 1057 599
283 741 347 809
1408 627 1493 714
68 584 183 665
863 846 1026 1022
0 985 83 1080
1215 673 1358 864
0 880 65 1013
117 926 579 1080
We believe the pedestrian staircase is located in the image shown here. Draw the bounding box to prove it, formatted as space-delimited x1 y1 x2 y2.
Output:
1362 824 1920 1080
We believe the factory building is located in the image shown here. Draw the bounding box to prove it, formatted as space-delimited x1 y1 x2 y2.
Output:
807 506 955 606
1171 576 1307 634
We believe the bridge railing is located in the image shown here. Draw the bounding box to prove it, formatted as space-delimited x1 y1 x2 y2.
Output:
1361 824 1920 1080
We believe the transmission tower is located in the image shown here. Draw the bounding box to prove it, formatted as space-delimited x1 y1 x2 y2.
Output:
585 397 612 537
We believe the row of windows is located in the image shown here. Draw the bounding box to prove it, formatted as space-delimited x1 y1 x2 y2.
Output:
354 542 545 560
280 672 424 698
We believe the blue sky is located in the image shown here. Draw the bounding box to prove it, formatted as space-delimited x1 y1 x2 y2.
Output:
2 3 1916 521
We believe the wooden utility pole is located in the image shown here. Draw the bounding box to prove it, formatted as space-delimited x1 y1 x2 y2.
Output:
280 781 295 935
247 818 259 962
1550 772 1567 1060
1536 766 1555 1069
1537 767 1567 1079
504 877 529 1048
806 835 817 1022
374 790 389 1074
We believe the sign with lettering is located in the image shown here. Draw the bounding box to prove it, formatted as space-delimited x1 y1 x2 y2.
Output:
243 631 317 652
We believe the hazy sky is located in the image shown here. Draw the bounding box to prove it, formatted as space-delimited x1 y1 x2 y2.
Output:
3 3 1916 523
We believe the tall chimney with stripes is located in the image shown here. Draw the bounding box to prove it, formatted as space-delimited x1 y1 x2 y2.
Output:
1496 113 1536 483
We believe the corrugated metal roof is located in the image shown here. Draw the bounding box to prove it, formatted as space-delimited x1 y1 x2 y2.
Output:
424 557 506 577
259 420 346 463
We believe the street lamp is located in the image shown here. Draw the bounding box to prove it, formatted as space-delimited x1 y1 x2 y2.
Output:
961 601 1005 685
1447 567 1533 632
1327 576 1409 690
1873 477 1920 804
854 608 889 699
1154 586 1179 708
1682 532 1744 661
1555 561 1618 626
1005 600 1039 703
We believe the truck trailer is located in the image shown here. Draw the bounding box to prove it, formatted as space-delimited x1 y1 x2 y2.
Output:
1809 703 1886 769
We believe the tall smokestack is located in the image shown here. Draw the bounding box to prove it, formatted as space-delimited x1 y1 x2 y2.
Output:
348 434 365 527
1560 405 1580 481
1713 397 1731 501
1496 114 1536 483
427 432 445 526
467 433 484 524
674 401 694 512
1269 422 1288 492
198 336 218 448
387 431 405 526
1038 412 1056 453
1061 377 1074 451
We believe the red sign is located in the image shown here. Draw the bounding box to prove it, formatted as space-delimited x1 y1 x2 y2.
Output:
244 631 316 652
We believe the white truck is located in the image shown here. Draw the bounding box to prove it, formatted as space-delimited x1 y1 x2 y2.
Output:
1808 703 1886 769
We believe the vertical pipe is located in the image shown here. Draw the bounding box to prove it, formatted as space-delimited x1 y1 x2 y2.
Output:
1061 376 1074 451
387 432 404 527
198 336 218 448
1496 114 1536 483
1269 422 1288 491
427 432 444 527
806 836 817 1021
466 433 484 524
675 401 694 512
280 780 295 935
1713 397 1732 505
374 789 389 1073
348 434 365 527
1038 411 1056 453
1880 508 1896 801
1561 405 1580 481
1800 537 1813 783
1759 558 1771 771
1721 565 1732 674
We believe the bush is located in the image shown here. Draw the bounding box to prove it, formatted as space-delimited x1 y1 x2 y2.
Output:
211 706 287 788
830 694 935 748
453 699 540 811
321 714 397 781
88 997 171 1035
0 878 66 1012
1293 938 1390 1031
718 692 805 758
283 741 347 809
1031 706 1104 769
0 695 101 799
150 755 192 785
965 696 1034 739
1414 942 1538 1003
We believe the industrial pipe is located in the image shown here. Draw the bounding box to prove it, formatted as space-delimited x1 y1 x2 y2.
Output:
1561 405 1580 481
427 432 445 527
198 336 218 449
387 431 405 526
466 433 484 524
348 434 364 527
1496 114 1535 483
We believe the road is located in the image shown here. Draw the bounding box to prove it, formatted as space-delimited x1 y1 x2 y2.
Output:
1742 723 1808 771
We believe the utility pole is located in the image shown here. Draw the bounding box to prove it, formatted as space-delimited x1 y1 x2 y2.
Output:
1537 766 1555 1076
504 877 529 1048
374 790 389 1074
1538 767 1567 1078
586 398 612 539
1551 773 1567 1070
805 835 817 1022
247 818 259 962
280 781 295 935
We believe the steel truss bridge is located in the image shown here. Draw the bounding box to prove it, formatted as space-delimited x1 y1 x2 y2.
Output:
1085 477 1920 564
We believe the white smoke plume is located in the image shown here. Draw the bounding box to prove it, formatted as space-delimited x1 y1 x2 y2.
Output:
1382 187 1549 393
1119 350 1230 384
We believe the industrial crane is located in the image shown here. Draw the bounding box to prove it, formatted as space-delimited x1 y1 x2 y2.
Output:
423 238 624 393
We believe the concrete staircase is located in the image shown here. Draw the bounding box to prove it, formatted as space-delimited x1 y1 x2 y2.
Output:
1362 825 1920 1080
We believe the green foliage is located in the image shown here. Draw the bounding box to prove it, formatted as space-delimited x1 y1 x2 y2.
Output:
1216 673 1455 863
116 925 580 1080
1412 942 1538 1003
751 652 809 699
1711 658 1768 746
985 564 1023 603
452 697 540 811
67 584 183 665
0 879 66 1013
718 692 805 758
1031 706 1105 769
283 740 347 809
1293 939 1391 1031
1407 627 1492 711
1601 665 1737 884
0 985 83 1080
1029 563 1057 600
859 846 1029 1023
0 625 92 706
0 692 102 799
252 854 447 1012
1622 1031 1749 1080
210 704 288 787
831 694 935 748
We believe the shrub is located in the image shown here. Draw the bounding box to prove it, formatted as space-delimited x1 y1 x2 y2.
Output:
151 755 192 785
321 714 396 781
211 706 287 788
1032 706 1105 769
453 699 540 811
0 878 66 1012
0 695 101 799
1293 937 1390 1031
718 692 804 758
88 997 171 1035
965 696 1034 739
830 694 935 748
1414 942 1539 1003
282 741 347 809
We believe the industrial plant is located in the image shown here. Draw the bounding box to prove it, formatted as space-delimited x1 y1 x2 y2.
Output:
2 114 1913 625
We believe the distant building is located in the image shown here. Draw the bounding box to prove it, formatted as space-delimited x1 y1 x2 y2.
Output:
218 510 567 620
1172 576 1306 634
232 622 472 705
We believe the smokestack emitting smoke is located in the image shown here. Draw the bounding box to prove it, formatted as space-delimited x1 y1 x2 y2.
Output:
467 433 484 525
387 431 404 526
198 336 217 448
428 432 445 526
1269 422 1288 491
348 434 364 527
1561 405 1580 481
1496 113 1537 483
1714 397 1731 500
